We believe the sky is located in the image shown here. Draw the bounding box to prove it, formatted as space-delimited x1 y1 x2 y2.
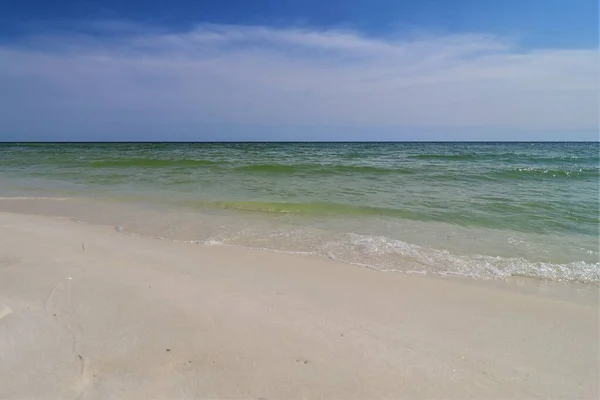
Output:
0 0 598 141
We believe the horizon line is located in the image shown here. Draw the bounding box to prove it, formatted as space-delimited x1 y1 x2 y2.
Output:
1 141 598 144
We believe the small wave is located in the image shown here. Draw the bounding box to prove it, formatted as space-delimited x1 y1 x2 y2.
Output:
89 158 221 168
317 233 600 284
232 163 415 175
409 153 508 161
488 167 599 180
409 153 599 164
180 228 600 284
232 164 300 173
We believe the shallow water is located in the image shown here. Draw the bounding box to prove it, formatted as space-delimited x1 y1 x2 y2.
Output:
0 142 598 283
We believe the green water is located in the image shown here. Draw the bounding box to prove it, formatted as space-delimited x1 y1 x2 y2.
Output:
0 142 598 282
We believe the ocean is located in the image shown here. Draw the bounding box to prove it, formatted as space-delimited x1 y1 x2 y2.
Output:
0 142 598 283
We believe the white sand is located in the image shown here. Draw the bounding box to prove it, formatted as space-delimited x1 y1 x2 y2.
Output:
0 211 597 399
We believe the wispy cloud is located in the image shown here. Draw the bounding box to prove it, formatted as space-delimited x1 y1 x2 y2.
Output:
0 22 597 140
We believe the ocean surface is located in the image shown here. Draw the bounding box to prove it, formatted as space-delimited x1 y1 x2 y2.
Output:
0 142 598 283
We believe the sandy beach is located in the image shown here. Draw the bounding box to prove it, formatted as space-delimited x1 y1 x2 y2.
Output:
0 211 598 399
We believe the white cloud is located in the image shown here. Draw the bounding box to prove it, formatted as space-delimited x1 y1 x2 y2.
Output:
0 23 597 140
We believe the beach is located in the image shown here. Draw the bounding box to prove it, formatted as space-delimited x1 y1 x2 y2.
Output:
2 0 598 394
1 211 597 399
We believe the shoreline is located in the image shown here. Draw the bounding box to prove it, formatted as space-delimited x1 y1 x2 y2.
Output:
0 194 597 285
0 210 598 398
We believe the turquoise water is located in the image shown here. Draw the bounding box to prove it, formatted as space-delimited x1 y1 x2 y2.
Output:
0 142 598 282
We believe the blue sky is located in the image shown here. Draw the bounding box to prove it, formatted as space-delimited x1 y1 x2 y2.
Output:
0 0 598 141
